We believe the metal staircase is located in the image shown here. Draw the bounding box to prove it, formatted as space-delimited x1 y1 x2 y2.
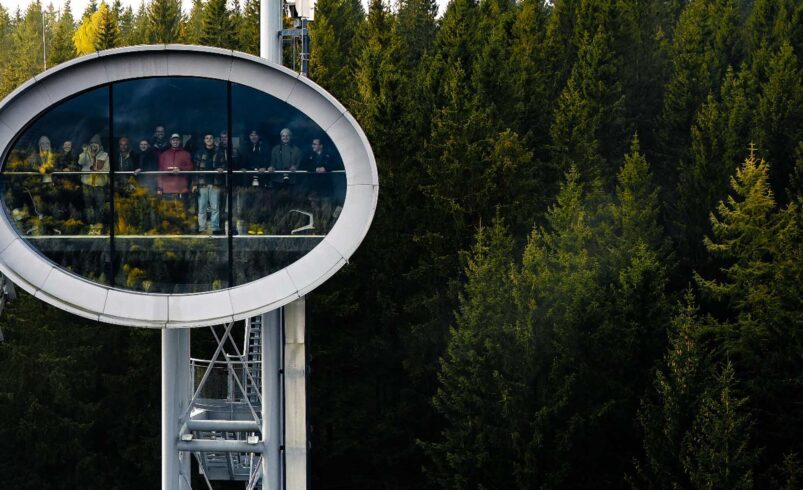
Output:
245 316 263 407
185 318 267 488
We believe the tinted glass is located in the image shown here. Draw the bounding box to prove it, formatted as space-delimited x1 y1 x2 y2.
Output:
0 76 346 293
231 83 345 285
0 86 112 284
112 77 229 292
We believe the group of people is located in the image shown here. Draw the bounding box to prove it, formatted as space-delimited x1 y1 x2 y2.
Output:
18 125 342 235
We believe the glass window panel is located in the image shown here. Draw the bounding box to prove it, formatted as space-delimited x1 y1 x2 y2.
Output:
231 83 346 285
0 76 352 294
111 77 229 293
0 86 112 284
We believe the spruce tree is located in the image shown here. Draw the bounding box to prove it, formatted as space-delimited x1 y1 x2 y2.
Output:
129 1 149 45
656 0 742 192
1 2 45 95
146 0 183 44
635 291 710 489
754 43 802 199
696 148 803 477
238 0 259 54
308 0 364 101
48 0 76 65
94 1 119 51
674 64 754 275
200 0 235 49
82 0 98 19
507 0 550 148
394 0 437 67
117 6 134 46
682 361 755 489
426 217 528 488
184 0 204 45
549 27 626 186
515 168 610 487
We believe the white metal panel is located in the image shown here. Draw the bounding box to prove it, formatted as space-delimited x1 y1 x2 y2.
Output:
33 289 101 321
0 76 42 114
228 269 298 319
327 112 378 186
0 82 52 135
166 46 234 80
285 79 345 131
324 184 378 259
101 47 170 81
0 214 17 254
168 290 235 326
0 118 12 159
229 56 299 102
102 289 169 326
0 47 379 328
36 54 108 104
285 240 345 297
0 239 53 290
284 299 307 489
38 268 108 314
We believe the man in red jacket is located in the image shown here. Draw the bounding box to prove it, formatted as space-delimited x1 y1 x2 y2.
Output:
158 133 193 199
157 134 194 231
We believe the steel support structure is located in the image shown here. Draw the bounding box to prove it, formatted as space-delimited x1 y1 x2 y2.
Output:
163 328 192 490
284 298 307 488
262 309 283 489
161 0 307 486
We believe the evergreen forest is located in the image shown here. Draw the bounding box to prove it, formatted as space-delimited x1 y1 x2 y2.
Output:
0 0 801 488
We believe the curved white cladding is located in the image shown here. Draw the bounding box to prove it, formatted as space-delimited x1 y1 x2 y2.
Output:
0 45 378 328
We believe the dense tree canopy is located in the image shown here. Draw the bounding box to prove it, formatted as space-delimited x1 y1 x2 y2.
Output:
0 0 800 487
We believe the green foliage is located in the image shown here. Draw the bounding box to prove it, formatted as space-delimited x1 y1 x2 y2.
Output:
200 0 236 49
183 0 203 45
682 361 755 490
0 0 800 487
657 0 742 190
425 217 528 488
1 2 45 95
48 0 76 65
0 292 160 488
146 0 182 43
308 0 364 102
695 149 803 475
550 24 626 186
238 0 259 54
93 1 120 51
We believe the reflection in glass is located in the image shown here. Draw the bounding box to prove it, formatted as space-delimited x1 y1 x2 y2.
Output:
0 76 349 293
231 83 346 285
0 86 112 284
112 78 229 292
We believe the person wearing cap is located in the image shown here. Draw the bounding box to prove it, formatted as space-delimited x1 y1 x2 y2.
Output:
158 133 193 202
78 134 110 227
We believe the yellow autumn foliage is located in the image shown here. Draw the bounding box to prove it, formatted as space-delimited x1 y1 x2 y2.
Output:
73 3 111 55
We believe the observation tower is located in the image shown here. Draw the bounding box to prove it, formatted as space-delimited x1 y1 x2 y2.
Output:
0 1 376 488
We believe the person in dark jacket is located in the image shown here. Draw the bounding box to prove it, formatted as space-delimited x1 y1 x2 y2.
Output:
193 132 226 233
135 139 159 193
117 137 135 171
57 140 78 171
235 129 268 233
301 138 336 200
150 125 168 153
